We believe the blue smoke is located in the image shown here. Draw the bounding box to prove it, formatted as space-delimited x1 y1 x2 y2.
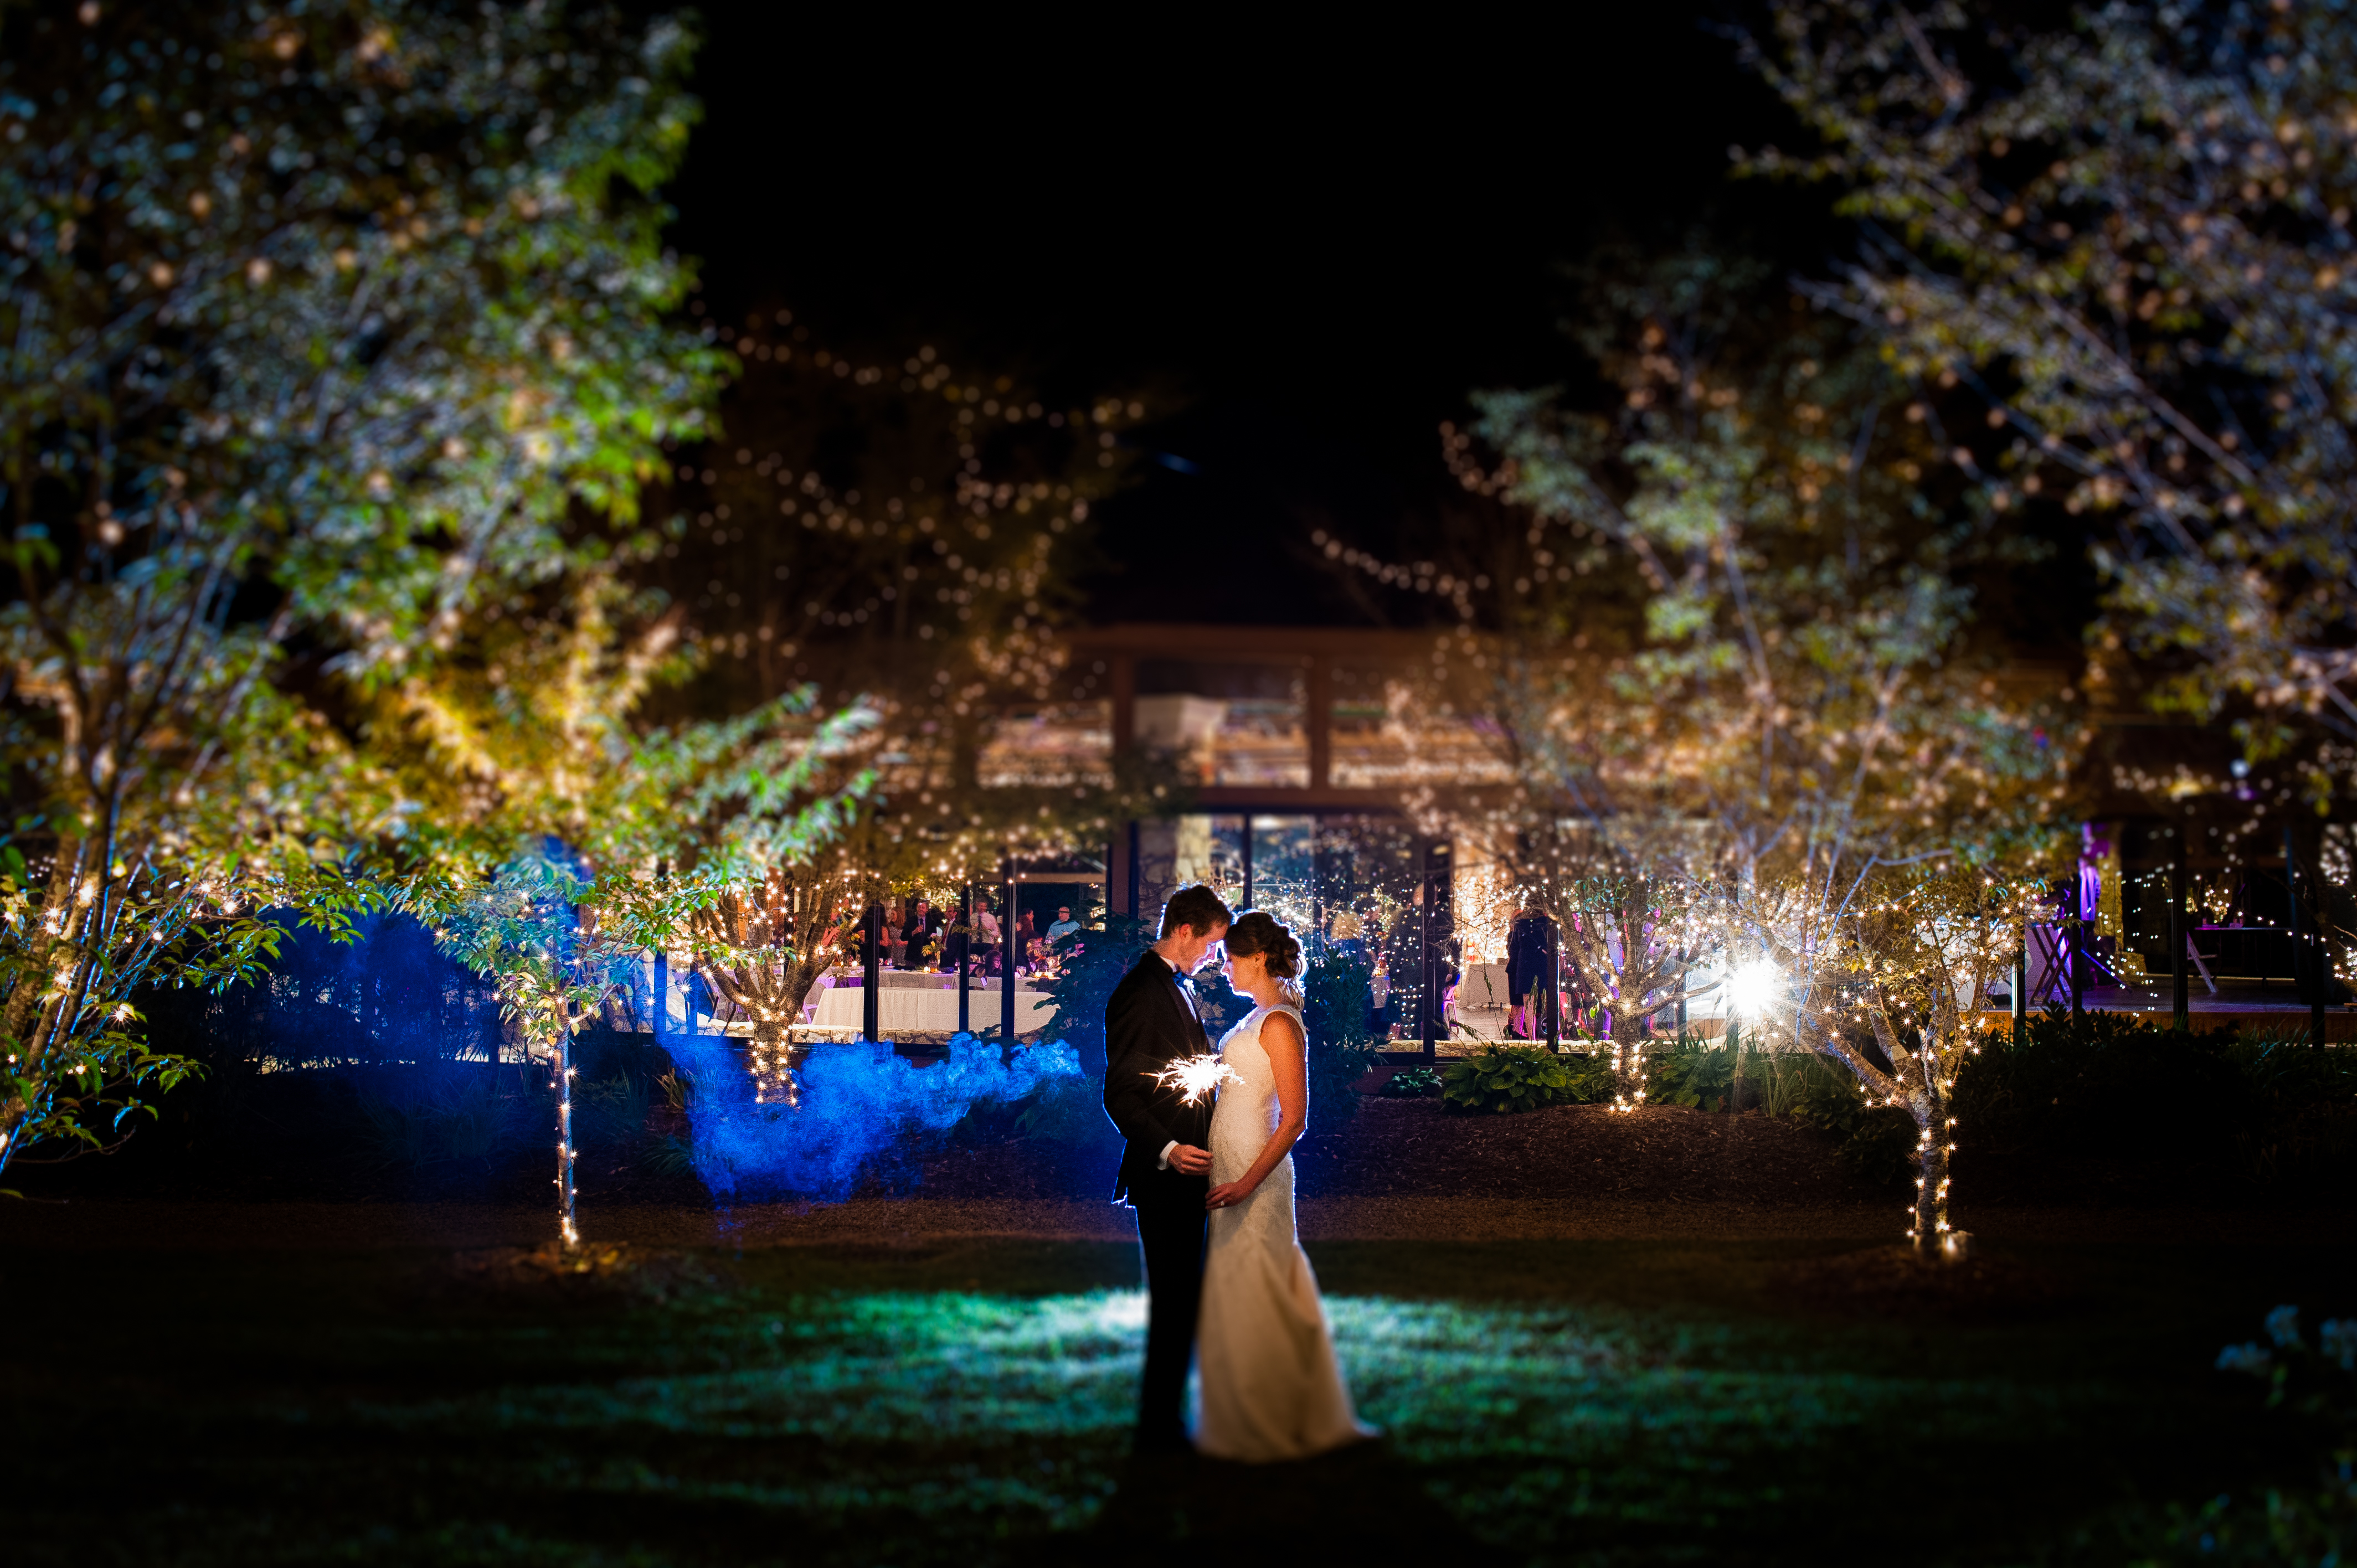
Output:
668 1033 1083 1201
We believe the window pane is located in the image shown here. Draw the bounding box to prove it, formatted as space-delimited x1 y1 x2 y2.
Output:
1135 659 1309 787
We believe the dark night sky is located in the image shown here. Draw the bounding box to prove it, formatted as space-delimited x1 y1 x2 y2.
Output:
664 6 1818 627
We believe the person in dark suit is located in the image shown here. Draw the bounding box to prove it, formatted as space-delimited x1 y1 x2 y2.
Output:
899 898 941 969
1507 905 1550 1039
1102 882 1233 1456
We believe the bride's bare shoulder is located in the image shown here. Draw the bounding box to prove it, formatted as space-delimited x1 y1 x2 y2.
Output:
1259 1007 1305 1054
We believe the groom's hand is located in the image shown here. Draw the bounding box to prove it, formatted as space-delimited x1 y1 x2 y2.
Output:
1169 1144 1212 1176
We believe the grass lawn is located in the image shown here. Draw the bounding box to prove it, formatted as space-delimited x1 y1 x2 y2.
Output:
5 1229 2349 1565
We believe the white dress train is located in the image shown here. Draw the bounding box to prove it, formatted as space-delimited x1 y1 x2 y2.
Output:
1195 1002 1374 1461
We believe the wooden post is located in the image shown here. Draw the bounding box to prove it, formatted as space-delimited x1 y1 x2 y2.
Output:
2011 939 2027 1035
1127 820 1141 924
1241 815 1255 911
652 858 668 1046
2068 875 2085 1022
1306 655 1332 792
1002 860 1018 1045
1418 839 1438 1064
958 881 972 1036
1543 916 1561 1051
2289 822 2324 1049
861 902 883 1043
2170 828 2190 1031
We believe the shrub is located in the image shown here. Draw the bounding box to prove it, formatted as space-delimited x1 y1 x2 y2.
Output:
1303 948 1383 1126
1780 1054 1919 1189
1012 1073 1113 1146
1381 1067 1443 1099
1038 915 1153 1079
576 1070 652 1148
1443 1045 1583 1115
350 1069 533 1172
1951 1007 2357 1188
1651 1034 1740 1109
2126 1306 2357 1565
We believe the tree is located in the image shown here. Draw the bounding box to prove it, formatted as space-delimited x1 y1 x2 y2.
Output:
428 849 622 1248
1325 248 2071 1240
1742 0 2357 802
641 320 1169 907
398 682 878 1248
0 1 717 1179
1820 858 2038 1247
1471 259 2070 1242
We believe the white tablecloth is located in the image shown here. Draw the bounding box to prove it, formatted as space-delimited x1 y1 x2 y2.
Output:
1455 962 1511 1010
812 985 1057 1035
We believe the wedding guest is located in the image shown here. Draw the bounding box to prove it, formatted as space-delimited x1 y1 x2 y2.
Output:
1329 909 1367 963
1047 905 1080 946
883 901 907 968
901 898 940 969
1014 910 1038 969
974 898 1002 959
1507 904 1550 1040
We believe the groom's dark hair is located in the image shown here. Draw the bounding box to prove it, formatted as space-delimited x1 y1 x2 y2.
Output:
1159 884 1233 941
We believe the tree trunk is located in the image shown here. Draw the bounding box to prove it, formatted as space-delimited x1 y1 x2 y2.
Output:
555 1020 579 1249
1608 1013 1649 1110
1910 1105 1949 1251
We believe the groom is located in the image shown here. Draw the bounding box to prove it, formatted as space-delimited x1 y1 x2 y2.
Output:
1102 883 1233 1455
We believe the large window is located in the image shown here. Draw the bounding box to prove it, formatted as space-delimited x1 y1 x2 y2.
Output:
977 700 1113 787
1328 661 1514 788
1134 659 1310 787
1136 813 1444 1040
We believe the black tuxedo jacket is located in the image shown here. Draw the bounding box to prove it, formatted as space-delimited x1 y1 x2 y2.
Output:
1102 950 1214 1205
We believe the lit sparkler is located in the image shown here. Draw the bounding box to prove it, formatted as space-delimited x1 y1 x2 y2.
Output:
1154 1053 1237 1106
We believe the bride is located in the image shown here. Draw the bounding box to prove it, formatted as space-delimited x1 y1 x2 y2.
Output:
1196 909 1375 1461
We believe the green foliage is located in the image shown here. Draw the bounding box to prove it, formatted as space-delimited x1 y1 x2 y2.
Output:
1303 947 1381 1125
1951 1009 2357 1187
0 0 717 1175
1011 1074 1110 1147
1650 1034 1741 1110
1443 1044 1585 1115
351 1069 531 1172
1780 1052 1920 1189
2128 1307 2357 1566
1038 915 1151 1077
575 1070 652 1150
1381 1067 1444 1099
1750 1 2357 787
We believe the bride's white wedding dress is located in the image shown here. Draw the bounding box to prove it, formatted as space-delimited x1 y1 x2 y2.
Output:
1195 1000 1373 1461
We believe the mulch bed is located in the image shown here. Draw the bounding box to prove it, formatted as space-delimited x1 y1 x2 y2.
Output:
911 1098 1888 1208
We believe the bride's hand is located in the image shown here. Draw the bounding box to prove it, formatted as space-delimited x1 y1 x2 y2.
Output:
1206 1181 1254 1211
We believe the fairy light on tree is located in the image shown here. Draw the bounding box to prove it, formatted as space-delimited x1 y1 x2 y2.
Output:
1316 247 2072 1237
1740 0 2357 1027
0 1 717 1180
642 316 1169 920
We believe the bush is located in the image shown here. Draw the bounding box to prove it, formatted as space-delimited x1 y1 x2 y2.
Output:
1443 1045 1586 1115
1951 1007 2357 1189
1381 1067 1443 1099
1038 915 1154 1079
1303 948 1382 1125
2125 1306 2357 1565
1650 1034 1740 1109
1779 1054 1919 1189
349 1067 535 1172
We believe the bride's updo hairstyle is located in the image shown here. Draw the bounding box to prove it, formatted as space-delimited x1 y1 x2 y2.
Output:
1224 910 1304 1005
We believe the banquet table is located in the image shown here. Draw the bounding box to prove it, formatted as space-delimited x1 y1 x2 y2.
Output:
1455 962 1511 1011
810 981 1056 1035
